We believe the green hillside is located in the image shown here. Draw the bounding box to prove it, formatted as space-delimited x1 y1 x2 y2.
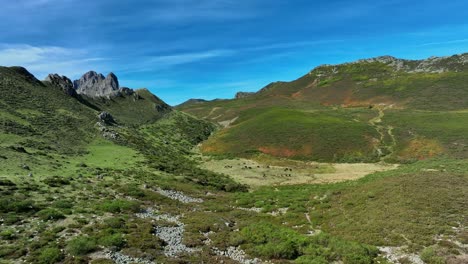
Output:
83 88 171 125
1 62 467 264
178 54 468 162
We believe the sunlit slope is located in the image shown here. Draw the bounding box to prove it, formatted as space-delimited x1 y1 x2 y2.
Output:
178 54 468 162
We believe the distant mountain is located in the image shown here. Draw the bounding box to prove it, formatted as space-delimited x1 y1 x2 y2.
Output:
42 70 172 124
235 92 255 99
176 98 209 107
73 71 121 98
178 53 468 162
176 98 226 108
0 65 222 185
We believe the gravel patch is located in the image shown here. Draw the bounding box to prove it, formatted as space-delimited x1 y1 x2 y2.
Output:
235 207 262 213
106 250 155 264
203 232 262 264
379 246 424 264
155 188 203 203
213 246 262 264
136 208 200 257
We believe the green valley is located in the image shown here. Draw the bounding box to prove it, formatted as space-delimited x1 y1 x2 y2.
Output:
1 53 467 264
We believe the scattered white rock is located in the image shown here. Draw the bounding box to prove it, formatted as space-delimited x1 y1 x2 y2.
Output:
268 208 288 216
155 188 203 203
136 208 200 257
106 250 155 264
235 207 262 213
379 246 424 264
213 246 262 264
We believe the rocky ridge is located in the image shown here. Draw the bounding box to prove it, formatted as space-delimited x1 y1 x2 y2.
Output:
315 53 468 74
235 92 255 99
44 70 136 99
73 71 125 98
44 73 77 96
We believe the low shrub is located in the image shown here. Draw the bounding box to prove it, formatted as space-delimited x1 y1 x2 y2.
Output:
66 236 97 256
38 247 63 264
98 200 140 213
37 209 65 221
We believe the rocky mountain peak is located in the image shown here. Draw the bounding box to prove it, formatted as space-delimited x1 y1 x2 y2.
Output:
44 73 77 97
73 71 127 98
105 72 119 90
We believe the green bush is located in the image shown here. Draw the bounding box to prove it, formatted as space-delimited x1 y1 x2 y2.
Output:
119 185 145 198
53 200 73 209
421 246 445 264
43 176 71 187
0 198 37 213
38 247 63 264
103 217 126 229
238 221 308 259
236 222 378 262
0 229 16 240
98 199 140 213
67 236 97 256
99 233 125 248
37 209 65 221
295 255 329 264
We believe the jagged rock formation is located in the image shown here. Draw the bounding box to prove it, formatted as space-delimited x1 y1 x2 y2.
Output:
73 71 132 98
235 92 255 99
98 111 116 125
44 74 77 96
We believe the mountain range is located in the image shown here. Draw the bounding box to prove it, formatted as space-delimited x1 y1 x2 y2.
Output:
178 53 468 162
0 53 467 264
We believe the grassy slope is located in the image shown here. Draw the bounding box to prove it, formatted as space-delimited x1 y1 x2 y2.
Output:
178 56 468 162
0 67 381 264
84 88 171 125
201 107 378 162
1 65 467 263
233 158 468 256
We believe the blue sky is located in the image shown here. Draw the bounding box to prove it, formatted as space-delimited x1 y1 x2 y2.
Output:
1 0 467 105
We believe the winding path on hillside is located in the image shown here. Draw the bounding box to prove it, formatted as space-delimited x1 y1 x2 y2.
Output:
369 106 397 161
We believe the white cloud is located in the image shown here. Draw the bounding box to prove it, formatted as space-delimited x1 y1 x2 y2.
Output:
0 44 106 79
119 49 235 74
419 39 468 47
148 50 234 66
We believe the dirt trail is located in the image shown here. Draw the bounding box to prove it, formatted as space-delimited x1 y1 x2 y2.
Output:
369 105 397 161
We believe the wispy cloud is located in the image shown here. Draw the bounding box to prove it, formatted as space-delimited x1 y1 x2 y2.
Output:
418 39 468 46
146 0 263 22
119 49 235 74
147 50 234 66
244 39 345 52
0 44 107 79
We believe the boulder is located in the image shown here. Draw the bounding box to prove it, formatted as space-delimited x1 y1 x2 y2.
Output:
98 111 116 125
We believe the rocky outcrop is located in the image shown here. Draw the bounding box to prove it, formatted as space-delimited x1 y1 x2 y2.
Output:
44 74 77 96
351 53 468 73
73 71 133 98
98 111 116 125
235 92 255 99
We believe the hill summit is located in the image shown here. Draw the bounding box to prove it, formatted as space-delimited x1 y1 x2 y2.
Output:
71 71 135 98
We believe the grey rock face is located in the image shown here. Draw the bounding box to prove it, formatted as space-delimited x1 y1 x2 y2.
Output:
235 92 255 99
44 74 77 96
73 71 129 98
98 111 116 125
351 53 468 73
